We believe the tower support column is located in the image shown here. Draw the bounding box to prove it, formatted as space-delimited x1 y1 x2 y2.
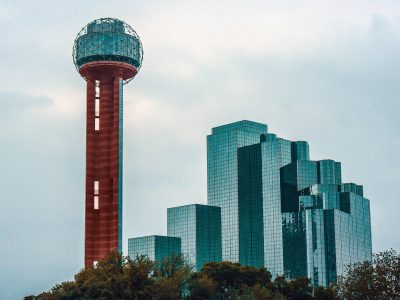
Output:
84 72 122 267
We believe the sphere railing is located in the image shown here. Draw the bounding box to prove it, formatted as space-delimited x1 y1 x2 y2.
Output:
73 18 143 84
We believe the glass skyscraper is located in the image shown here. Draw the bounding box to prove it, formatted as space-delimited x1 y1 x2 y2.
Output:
238 133 309 275
208 120 372 286
167 204 222 271
127 235 181 262
282 181 372 286
207 121 268 262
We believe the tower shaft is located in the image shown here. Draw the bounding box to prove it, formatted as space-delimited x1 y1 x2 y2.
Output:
84 69 123 267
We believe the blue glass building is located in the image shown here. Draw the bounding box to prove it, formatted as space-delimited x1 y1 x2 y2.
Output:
282 182 372 286
280 159 342 213
127 235 181 262
238 133 309 275
207 121 268 262
209 120 372 286
167 204 222 271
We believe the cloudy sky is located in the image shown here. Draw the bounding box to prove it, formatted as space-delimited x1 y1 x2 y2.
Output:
0 0 399 298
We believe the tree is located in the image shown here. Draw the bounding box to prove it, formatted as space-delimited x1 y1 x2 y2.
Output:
152 254 192 300
73 251 130 299
198 261 278 299
273 276 313 300
187 273 217 300
313 286 339 300
23 250 395 299
374 249 400 298
336 249 400 300
124 255 155 299
24 281 79 300
24 252 184 300
251 284 286 300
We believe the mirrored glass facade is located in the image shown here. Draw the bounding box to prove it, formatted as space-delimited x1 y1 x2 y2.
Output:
260 136 296 275
207 121 268 262
208 120 372 286
238 143 264 268
127 235 181 262
282 178 372 286
281 160 341 213
237 134 309 275
167 204 222 271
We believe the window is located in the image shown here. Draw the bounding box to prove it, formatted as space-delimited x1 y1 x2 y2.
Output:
94 196 99 210
95 80 100 97
94 181 99 210
94 118 100 131
95 80 100 131
95 98 100 117
94 181 99 195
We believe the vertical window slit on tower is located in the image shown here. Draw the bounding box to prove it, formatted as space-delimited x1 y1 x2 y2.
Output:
95 80 100 97
94 196 99 210
95 99 100 117
95 80 100 131
94 181 99 210
95 118 100 131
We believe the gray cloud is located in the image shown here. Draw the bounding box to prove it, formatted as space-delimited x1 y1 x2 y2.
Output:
0 92 53 115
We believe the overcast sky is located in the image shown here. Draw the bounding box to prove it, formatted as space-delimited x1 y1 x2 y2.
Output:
0 0 399 298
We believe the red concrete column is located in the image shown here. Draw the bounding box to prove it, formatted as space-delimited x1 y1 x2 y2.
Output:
84 74 121 268
79 62 136 268
85 77 96 267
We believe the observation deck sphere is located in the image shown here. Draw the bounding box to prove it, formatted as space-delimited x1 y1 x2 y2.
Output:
73 18 143 83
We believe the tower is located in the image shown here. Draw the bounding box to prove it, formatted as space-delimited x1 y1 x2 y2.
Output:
73 18 143 267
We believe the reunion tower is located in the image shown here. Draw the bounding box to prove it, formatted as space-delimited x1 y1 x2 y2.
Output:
73 18 143 267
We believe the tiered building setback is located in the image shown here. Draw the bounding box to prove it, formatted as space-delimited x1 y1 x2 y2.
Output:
213 120 372 286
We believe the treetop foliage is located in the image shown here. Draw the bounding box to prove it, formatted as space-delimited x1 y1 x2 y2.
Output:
26 249 400 300
336 249 400 300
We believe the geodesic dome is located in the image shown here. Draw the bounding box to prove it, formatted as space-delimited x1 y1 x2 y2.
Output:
73 18 143 83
